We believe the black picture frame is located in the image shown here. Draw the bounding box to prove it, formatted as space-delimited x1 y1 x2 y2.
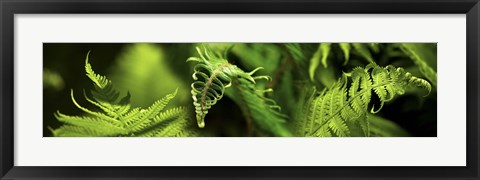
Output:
1 0 479 179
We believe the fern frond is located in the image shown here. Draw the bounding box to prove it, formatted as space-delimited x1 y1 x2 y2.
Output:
339 43 351 65
285 43 307 65
352 43 375 63
296 63 431 137
137 107 190 137
227 78 292 136
85 51 111 89
140 89 178 121
316 43 379 69
188 45 292 136
52 125 105 137
400 43 437 87
188 46 247 128
52 52 199 137
54 112 125 135
143 116 192 137
307 43 379 86
152 107 187 124
189 45 255 126
85 51 130 120
309 43 331 81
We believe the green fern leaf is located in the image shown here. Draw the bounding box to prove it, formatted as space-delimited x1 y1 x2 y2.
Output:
339 43 351 65
85 51 111 89
140 89 178 120
226 78 292 136
352 43 375 63
309 43 331 81
296 63 431 137
285 43 307 65
306 43 379 73
52 52 198 137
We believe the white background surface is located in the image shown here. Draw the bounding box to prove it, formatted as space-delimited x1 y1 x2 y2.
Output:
14 14 466 166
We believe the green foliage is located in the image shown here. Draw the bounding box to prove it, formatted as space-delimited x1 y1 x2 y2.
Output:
285 43 307 65
294 63 431 137
188 45 292 136
309 43 331 80
51 52 198 137
352 43 376 63
44 43 437 137
400 43 437 87
225 79 292 136
231 43 282 76
339 43 351 65
110 43 191 108
304 43 380 86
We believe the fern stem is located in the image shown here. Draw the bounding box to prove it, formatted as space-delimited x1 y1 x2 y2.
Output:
200 62 230 115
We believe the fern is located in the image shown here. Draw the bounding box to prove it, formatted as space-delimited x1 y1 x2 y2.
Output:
225 78 292 136
400 43 437 87
188 45 292 136
308 43 331 81
229 43 282 75
339 43 351 65
352 43 376 63
51 52 197 137
285 43 307 66
295 63 431 137
306 43 378 84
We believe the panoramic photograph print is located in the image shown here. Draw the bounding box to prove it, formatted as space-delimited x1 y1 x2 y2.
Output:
43 43 437 137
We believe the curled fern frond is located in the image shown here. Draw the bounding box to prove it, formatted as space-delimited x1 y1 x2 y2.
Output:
296 63 431 137
400 43 437 87
52 52 198 137
188 45 292 136
188 45 261 128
